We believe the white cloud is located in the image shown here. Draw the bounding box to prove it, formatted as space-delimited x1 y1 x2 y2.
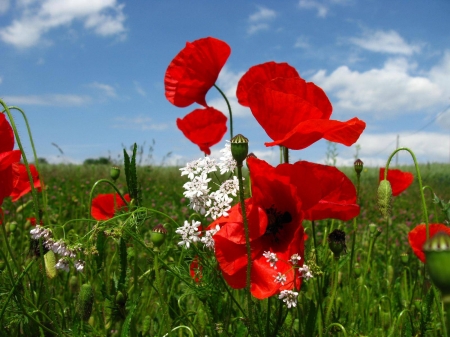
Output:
133 81 146 97
298 0 328 18
0 0 9 14
89 82 116 97
112 115 168 131
247 6 277 35
311 57 445 116
294 35 310 49
1 94 90 106
208 66 251 118
0 0 126 48
0 76 2 84
349 29 422 55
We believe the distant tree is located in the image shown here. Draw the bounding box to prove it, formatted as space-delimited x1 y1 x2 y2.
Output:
83 157 112 165
37 157 49 164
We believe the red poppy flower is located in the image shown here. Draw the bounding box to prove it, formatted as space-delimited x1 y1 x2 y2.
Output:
165 37 231 108
379 168 413 196
236 62 366 150
176 107 227 155
27 217 43 226
408 224 450 263
190 257 202 283
10 163 41 202
91 193 131 220
0 114 22 205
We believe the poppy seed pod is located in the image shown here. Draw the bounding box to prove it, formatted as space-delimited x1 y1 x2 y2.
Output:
354 159 363 175
423 231 450 301
110 166 120 182
151 224 168 248
377 179 392 219
231 134 249 165
328 229 347 259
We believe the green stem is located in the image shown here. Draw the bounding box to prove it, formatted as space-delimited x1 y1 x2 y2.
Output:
384 147 429 238
214 84 233 139
282 146 289 164
325 256 340 325
154 248 171 335
444 298 450 337
236 163 256 335
423 185 439 223
0 100 41 224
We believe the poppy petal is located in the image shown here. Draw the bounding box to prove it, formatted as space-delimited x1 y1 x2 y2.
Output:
0 114 14 153
10 163 41 202
408 224 450 263
165 37 231 108
379 168 414 196
176 107 227 155
91 193 131 220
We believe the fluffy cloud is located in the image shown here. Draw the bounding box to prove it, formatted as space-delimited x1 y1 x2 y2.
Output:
1 94 90 106
247 6 277 35
89 82 117 97
311 57 445 116
0 0 126 48
0 0 9 14
349 29 422 55
112 115 168 131
298 0 328 18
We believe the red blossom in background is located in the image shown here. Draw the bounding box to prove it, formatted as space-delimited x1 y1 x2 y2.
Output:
0 113 21 206
10 163 41 202
379 168 414 196
236 62 366 150
408 224 450 263
91 193 131 221
189 257 202 283
165 37 231 108
176 107 227 155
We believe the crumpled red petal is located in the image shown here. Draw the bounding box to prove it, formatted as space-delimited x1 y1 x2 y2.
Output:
408 224 450 263
10 163 42 202
165 37 231 108
176 107 227 155
379 168 414 196
0 114 14 153
236 62 300 107
91 193 131 220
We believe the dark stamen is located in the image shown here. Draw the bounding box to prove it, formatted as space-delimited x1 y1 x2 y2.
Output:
264 205 292 240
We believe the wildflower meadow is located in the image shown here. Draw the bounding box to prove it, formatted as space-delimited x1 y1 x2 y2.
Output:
2 36 450 337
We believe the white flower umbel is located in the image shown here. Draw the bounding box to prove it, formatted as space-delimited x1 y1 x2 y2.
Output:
55 258 70 273
201 225 221 250
299 264 313 280
182 173 212 214
279 290 299 308
217 141 237 174
274 272 287 285
175 220 202 249
289 253 301 266
74 260 85 272
263 251 278 269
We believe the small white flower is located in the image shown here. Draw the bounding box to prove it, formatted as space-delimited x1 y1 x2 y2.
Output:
274 272 287 285
218 142 237 174
201 225 221 250
30 225 52 240
263 251 278 269
289 254 301 266
55 258 70 273
299 264 313 280
175 220 202 249
279 290 298 308
74 260 85 272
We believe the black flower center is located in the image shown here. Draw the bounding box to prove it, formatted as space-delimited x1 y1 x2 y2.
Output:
264 205 292 240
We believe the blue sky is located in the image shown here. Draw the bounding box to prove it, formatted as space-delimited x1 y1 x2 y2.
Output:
1 0 450 167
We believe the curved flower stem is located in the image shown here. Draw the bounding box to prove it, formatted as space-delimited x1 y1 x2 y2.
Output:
0 100 41 224
214 84 233 139
384 147 429 238
236 163 256 335
87 179 130 218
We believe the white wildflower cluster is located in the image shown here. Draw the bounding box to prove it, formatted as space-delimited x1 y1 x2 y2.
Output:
180 143 239 220
289 253 301 266
30 225 84 273
175 220 201 248
279 290 299 308
200 224 221 250
274 272 287 285
263 251 278 269
299 264 313 280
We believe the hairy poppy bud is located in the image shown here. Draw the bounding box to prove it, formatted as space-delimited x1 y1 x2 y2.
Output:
151 224 168 248
423 231 450 301
377 180 392 219
76 283 94 321
354 159 363 175
328 229 347 259
110 166 120 182
231 134 249 166
400 253 409 265
44 251 57 279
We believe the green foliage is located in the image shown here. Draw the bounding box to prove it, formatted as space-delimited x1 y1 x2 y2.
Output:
83 157 112 165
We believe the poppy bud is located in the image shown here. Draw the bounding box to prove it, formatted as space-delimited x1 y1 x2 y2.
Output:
110 166 121 182
151 224 168 248
354 159 363 175
230 134 249 166
400 253 409 265
354 263 362 277
423 231 450 300
377 179 392 219
328 229 347 259
76 283 94 321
